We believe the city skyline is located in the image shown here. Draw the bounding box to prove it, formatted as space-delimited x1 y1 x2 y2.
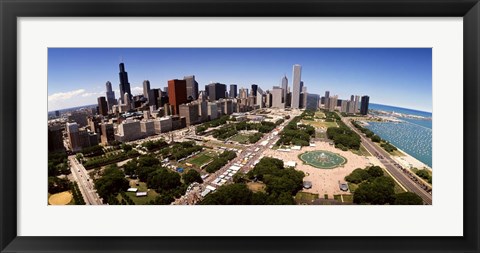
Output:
48 48 432 112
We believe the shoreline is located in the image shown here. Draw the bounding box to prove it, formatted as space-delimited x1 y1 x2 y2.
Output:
357 118 432 171
392 147 432 171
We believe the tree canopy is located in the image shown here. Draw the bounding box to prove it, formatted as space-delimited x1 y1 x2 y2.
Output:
94 165 129 200
182 169 203 185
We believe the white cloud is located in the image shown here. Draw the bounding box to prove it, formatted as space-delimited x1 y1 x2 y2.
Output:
131 86 143 95
81 91 104 97
48 88 106 111
48 89 85 102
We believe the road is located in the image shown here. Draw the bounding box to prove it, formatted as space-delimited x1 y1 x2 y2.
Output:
68 156 103 205
341 118 433 205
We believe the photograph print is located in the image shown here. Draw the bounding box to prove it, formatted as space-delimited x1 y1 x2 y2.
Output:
47 48 432 206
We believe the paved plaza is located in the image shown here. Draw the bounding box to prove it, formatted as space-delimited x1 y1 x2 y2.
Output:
263 141 384 197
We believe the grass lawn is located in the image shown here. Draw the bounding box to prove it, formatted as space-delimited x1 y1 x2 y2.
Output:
315 111 326 118
301 119 338 129
342 194 353 203
351 144 371 157
333 194 353 203
118 181 159 205
295 192 319 202
188 154 214 167
348 183 359 193
316 131 327 139
125 190 158 205
410 168 432 186
230 133 252 144
246 182 266 193
205 140 245 150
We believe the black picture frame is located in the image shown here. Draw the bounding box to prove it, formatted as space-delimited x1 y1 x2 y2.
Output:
1 0 479 252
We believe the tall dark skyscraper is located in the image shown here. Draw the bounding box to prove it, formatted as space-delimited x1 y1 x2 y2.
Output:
360 96 370 115
251 84 258 96
105 81 116 111
207 83 226 102
281 75 288 102
204 85 209 97
229 84 237 98
118 62 131 104
97 96 108 116
184 75 199 100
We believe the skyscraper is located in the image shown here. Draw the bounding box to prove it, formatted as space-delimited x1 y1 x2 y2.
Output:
324 91 330 110
97 96 108 116
124 93 131 110
66 122 80 151
271 87 285 109
354 95 360 113
329 95 338 112
360 96 370 115
207 83 227 102
168 79 188 115
301 85 307 108
256 87 264 108
184 75 198 100
251 84 258 97
229 84 238 98
281 75 288 103
143 80 151 100
291 64 302 109
118 62 131 104
105 81 116 111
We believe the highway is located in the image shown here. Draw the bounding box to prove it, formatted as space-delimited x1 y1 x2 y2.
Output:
341 117 433 205
68 156 103 205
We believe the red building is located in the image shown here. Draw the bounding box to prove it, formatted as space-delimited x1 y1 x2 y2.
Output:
168 79 187 115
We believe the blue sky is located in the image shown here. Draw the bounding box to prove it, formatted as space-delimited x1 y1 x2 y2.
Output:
48 48 432 112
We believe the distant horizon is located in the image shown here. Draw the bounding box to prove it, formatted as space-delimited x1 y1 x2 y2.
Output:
48 48 432 112
47 99 432 115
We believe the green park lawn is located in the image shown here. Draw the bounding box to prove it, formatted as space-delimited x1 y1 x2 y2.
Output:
295 192 319 202
315 111 326 118
246 182 266 193
301 119 338 129
230 133 252 144
333 194 353 203
350 144 371 157
117 181 159 205
188 153 214 167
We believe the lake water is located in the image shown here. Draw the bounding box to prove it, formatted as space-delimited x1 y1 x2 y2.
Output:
365 103 432 168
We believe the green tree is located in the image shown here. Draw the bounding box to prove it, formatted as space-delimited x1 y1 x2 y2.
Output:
345 168 371 184
147 168 182 193
48 177 71 194
353 176 396 205
371 135 381 142
200 184 253 205
94 165 129 200
366 166 384 178
182 169 203 185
